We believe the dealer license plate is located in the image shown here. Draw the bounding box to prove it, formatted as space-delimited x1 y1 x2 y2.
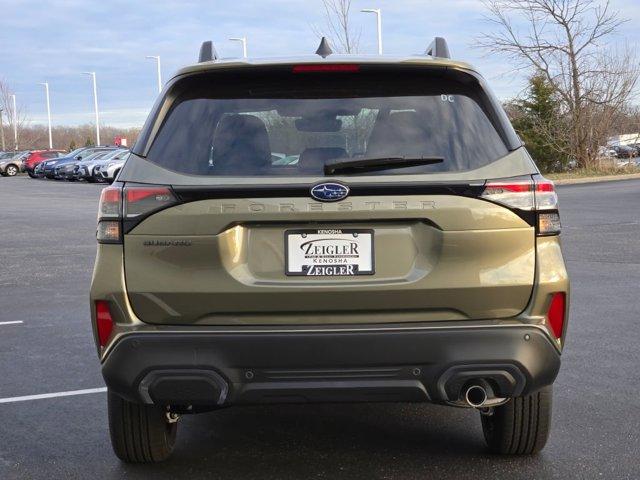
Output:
285 229 374 276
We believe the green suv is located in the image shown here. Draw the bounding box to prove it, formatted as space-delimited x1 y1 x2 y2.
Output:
90 38 569 462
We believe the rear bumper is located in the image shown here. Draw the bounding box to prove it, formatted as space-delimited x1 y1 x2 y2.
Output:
102 325 560 407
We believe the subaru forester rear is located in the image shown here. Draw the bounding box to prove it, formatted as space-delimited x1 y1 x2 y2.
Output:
90 38 569 462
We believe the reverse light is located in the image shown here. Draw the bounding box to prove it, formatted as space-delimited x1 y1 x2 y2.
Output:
547 292 566 339
538 212 562 236
292 64 360 73
96 221 121 243
95 300 114 348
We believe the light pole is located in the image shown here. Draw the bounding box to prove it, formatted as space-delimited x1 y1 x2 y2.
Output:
145 55 162 93
39 82 53 149
361 8 382 55
229 37 248 58
82 72 100 145
11 94 18 150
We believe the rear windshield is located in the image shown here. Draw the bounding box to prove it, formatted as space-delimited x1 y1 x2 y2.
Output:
143 67 513 176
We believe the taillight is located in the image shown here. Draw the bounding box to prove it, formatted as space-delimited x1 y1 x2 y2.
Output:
97 186 122 244
480 176 561 236
547 292 566 339
95 300 114 348
481 180 535 210
96 184 177 244
99 186 121 219
124 186 176 218
292 64 360 73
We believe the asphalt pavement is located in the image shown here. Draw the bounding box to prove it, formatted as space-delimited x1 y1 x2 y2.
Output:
0 176 638 479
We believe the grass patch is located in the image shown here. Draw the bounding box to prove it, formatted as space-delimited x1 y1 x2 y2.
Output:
545 165 640 181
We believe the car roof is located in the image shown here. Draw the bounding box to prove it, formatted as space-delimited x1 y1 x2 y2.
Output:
173 54 478 81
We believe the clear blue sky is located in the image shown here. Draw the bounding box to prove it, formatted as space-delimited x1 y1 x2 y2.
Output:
1 0 638 127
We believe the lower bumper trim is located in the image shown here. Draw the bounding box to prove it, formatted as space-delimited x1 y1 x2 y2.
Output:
102 326 560 406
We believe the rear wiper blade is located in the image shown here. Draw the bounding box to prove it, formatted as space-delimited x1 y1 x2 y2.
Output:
324 156 444 175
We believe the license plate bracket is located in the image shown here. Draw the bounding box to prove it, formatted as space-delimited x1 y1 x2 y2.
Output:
285 228 375 276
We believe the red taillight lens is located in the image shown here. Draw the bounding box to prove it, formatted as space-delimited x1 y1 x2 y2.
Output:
547 292 566 339
99 186 122 219
292 64 360 73
481 179 535 210
533 177 558 210
95 300 114 347
124 186 176 218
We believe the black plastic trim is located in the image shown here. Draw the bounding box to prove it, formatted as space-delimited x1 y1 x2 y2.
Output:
102 326 561 406
172 181 485 202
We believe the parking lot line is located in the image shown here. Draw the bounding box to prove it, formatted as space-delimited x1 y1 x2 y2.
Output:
0 387 107 404
0 321 23 326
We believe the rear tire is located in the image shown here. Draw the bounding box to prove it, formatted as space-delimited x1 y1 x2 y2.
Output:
107 390 177 463
27 171 38 178
481 386 552 455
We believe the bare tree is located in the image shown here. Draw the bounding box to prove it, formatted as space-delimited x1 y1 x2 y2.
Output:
478 0 639 167
313 0 360 53
0 78 29 151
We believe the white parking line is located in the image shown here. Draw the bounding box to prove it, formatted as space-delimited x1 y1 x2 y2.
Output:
0 387 107 404
0 321 23 326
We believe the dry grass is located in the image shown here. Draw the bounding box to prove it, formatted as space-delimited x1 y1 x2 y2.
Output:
545 164 640 181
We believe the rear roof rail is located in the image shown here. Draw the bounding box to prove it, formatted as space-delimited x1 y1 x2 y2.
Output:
425 37 451 59
198 41 218 63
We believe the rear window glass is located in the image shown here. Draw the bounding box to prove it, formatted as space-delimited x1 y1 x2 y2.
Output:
144 69 510 176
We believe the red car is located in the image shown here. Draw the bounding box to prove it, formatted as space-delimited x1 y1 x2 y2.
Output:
23 150 66 177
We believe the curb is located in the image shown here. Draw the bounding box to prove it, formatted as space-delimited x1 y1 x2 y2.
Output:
552 173 640 185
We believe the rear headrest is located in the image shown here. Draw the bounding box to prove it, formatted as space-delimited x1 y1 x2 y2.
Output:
298 147 347 174
366 111 430 157
212 114 271 174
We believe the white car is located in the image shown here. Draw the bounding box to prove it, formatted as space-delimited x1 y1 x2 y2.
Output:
97 153 130 183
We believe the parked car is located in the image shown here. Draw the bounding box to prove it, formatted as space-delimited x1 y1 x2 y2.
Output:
597 146 617 158
611 145 636 159
42 146 115 179
96 153 129 183
91 39 569 462
76 149 129 182
56 150 116 181
23 150 67 177
0 150 30 176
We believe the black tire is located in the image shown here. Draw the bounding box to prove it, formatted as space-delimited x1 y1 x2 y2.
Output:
27 171 38 178
107 390 177 463
86 177 96 183
5 164 18 176
481 386 552 455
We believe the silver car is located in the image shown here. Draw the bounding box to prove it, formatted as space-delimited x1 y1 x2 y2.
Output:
0 151 29 176
97 152 130 183
76 149 127 182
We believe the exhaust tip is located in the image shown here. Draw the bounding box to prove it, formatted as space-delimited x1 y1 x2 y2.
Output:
464 385 488 408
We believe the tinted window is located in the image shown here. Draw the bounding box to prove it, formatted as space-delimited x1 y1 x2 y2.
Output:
145 70 511 177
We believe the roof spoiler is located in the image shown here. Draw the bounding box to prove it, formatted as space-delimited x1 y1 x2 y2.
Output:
198 41 218 63
425 37 451 59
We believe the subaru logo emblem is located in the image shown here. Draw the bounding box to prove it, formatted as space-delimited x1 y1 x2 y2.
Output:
310 182 350 202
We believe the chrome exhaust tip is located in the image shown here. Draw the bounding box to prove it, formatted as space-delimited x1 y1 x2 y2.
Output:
464 384 488 408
